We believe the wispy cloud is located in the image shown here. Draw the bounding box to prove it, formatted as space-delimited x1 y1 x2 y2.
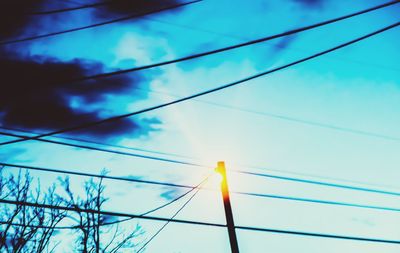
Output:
291 0 325 9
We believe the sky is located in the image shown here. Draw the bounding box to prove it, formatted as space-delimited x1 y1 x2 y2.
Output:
1 0 400 252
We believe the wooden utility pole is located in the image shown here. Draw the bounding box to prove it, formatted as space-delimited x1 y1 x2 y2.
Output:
216 161 240 253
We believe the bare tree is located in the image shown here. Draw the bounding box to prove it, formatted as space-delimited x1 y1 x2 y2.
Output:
60 175 143 253
1 167 143 252
0 167 67 253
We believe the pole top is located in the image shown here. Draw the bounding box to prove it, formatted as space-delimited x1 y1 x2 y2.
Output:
216 161 226 174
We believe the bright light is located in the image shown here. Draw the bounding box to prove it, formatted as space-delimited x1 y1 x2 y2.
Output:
214 170 224 183
206 170 224 189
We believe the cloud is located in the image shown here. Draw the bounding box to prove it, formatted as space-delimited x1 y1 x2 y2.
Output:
0 0 193 140
274 34 297 52
160 188 181 200
291 0 324 8
0 148 28 162
0 54 158 139
0 1 46 39
0 0 183 42
93 0 182 18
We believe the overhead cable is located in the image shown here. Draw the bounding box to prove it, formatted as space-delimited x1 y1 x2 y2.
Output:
0 172 211 229
0 126 192 159
236 226 400 245
16 0 399 79
0 162 196 189
239 191 400 213
2 162 400 213
1 198 399 245
136 174 210 252
0 198 226 228
28 0 118 15
0 0 201 45
0 131 206 168
1 21 399 147
2 125 398 193
235 170 400 197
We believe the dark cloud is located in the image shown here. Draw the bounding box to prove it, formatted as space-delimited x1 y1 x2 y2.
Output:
0 1 46 39
94 0 181 17
0 0 183 41
0 0 193 140
291 0 324 8
0 54 158 139
274 34 297 52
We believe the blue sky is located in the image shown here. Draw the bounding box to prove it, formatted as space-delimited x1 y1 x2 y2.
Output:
1 0 400 252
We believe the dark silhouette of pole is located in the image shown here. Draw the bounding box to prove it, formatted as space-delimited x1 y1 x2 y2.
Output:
216 161 240 253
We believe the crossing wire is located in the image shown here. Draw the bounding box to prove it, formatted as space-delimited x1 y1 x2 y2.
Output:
1 127 399 192
0 0 201 45
0 198 226 228
3 151 400 198
0 131 207 168
1 21 399 147
0 172 211 229
0 126 192 159
136 174 210 253
0 162 196 189
2 162 400 213
1 198 400 245
1 0 395 73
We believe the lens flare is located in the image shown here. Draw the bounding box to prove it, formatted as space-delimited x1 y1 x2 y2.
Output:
215 170 224 183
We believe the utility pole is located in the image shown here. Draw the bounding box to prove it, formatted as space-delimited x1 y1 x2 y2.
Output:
216 161 240 253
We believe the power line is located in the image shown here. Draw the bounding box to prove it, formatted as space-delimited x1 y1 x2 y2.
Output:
8 0 396 79
238 191 400 213
0 0 201 45
87 173 211 228
2 129 400 200
2 125 398 192
27 0 116 15
0 198 226 228
2 128 400 197
1 21 399 147
0 162 196 190
11 1 399 149
0 173 211 229
0 126 192 159
114 84 400 143
94 78 400 143
1 198 400 245
235 170 400 197
142 16 400 74
136 174 210 253
243 164 400 192
0 222 63 229
3 162 400 213
3 96 399 192
4 158 399 203
0 131 207 168
200 102 400 142
235 226 400 245
118 173 210 218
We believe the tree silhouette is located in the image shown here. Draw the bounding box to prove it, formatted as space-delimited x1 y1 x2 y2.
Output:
0 167 66 252
60 175 143 252
0 167 142 252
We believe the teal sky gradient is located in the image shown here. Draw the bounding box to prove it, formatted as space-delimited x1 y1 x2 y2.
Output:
1 0 400 252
